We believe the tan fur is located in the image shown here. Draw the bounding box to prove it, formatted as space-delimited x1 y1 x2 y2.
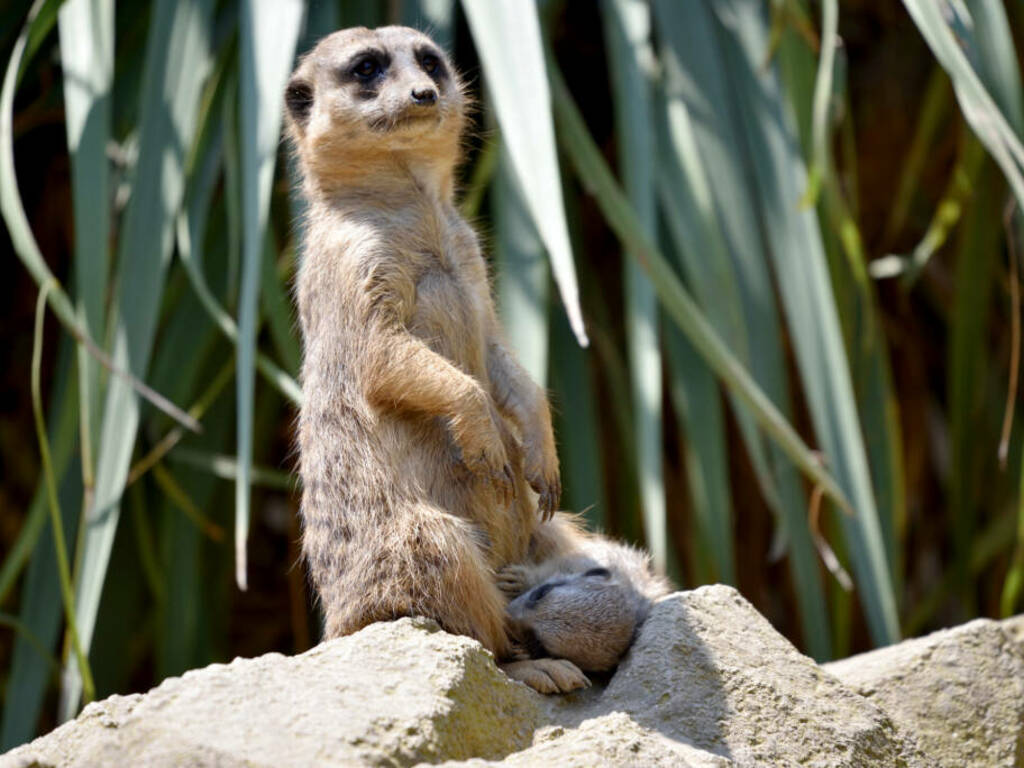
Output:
285 26 560 661
499 514 674 673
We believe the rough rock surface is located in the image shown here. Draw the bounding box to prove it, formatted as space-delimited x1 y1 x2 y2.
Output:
597 585 923 767
438 712 731 767
1 618 542 768
4 587 1019 768
825 617 1024 768
1003 613 1024 653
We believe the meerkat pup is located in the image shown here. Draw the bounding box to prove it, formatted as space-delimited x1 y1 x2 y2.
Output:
498 514 674 677
284 26 585 693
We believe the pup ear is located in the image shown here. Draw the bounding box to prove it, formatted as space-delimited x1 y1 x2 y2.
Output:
285 77 314 130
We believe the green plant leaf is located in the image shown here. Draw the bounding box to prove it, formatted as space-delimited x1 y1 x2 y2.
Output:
664 322 734 585
62 0 215 718
653 0 830 654
461 0 588 347
260 230 300 379
546 54 854 529
1 0 79 336
32 282 95 709
775 0 908 605
902 0 1024 212
0 336 80 750
712 0 898 645
601 0 666 571
169 448 294 492
494 145 549 385
58 0 113 483
235 0 302 590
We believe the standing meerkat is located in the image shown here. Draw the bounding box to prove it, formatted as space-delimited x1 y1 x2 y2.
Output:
284 26 584 693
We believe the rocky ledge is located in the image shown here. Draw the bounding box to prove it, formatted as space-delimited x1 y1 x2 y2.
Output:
3 585 1022 767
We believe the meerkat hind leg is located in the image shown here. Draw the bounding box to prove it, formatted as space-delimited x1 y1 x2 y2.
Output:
324 503 511 657
501 658 590 694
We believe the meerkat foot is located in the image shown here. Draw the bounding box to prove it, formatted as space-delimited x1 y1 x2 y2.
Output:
496 563 533 598
500 658 590 694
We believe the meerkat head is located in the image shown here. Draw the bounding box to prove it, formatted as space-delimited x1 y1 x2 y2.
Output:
284 26 466 195
505 566 643 672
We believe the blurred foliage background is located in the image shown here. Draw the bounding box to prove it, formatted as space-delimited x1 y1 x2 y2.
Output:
2 0 1024 749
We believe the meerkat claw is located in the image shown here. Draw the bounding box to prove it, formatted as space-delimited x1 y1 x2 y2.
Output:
503 465 516 496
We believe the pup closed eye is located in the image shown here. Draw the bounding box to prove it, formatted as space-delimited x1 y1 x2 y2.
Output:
527 581 559 607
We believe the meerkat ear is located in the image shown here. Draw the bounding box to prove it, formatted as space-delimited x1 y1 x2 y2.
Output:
285 77 314 129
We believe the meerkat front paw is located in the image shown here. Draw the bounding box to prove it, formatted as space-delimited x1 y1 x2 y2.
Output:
524 444 561 521
451 392 516 504
500 658 590 694
496 563 533 598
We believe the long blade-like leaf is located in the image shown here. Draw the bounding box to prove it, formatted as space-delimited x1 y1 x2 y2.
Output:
32 283 95 709
58 0 113 479
546 57 854 523
902 0 1024 211
236 0 302 590
494 146 549 384
602 0 666 571
665 323 735 585
966 0 1024 138
713 0 898 645
0 338 80 750
775 0 908 640
653 0 830 654
461 0 588 347
1 0 79 336
63 0 214 718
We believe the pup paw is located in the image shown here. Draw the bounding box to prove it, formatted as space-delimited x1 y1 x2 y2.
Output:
496 563 532 598
500 658 591 694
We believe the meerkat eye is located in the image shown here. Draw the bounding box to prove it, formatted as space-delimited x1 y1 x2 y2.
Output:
527 581 558 607
584 567 611 579
353 56 382 79
421 54 440 75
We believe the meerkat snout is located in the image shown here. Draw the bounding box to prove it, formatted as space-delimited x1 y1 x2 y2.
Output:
411 86 437 105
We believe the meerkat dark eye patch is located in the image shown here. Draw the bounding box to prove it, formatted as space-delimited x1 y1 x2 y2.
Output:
285 78 314 127
416 46 448 80
584 567 612 579
343 48 389 84
353 56 381 78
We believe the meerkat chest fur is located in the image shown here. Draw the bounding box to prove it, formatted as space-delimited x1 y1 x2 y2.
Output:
299 195 491 381
406 212 491 374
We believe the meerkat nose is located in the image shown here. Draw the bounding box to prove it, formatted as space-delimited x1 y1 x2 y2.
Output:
411 87 438 106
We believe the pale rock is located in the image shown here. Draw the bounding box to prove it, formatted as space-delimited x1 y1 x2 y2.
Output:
599 585 924 767
825 617 1024 768
435 712 731 767
1 617 541 768
11 589 1023 768
1002 613 1024 653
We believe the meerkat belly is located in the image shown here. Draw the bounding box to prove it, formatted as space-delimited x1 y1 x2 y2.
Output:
410 265 488 377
